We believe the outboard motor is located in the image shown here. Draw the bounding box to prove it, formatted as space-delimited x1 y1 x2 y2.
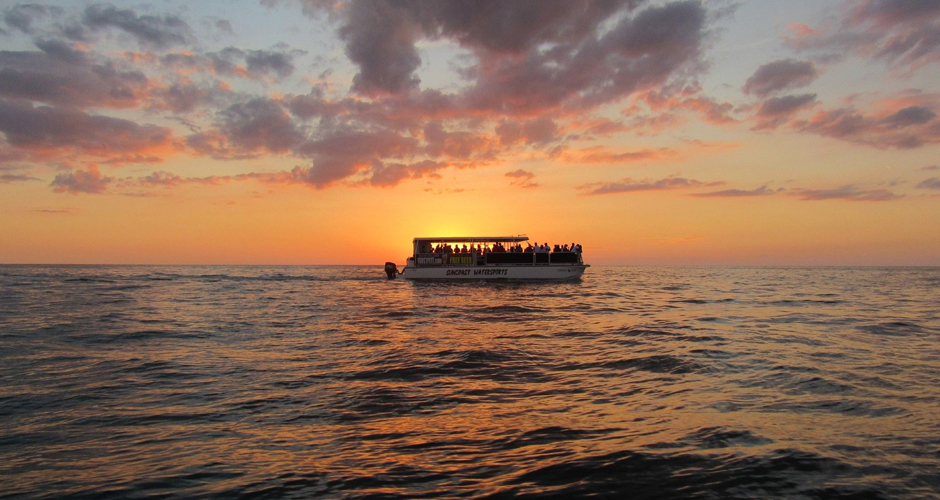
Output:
384 262 399 280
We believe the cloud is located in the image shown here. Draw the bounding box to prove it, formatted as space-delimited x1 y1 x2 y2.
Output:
505 168 539 188
795 98 940 149
691 185 782 197
463 1 710 115
882 105 936 127
134 171 230 187
792 185 903 201
147 81 230 113
916 177 940 189
0 173 40 183
340 1 423 96
3 4 62 34
0 165 40 183
327 0 710 116
752 93 817 130
578 176 718 195
557 145 676 164
0 98 176 160
789 0 940 69
743 59 818 97
191 98 305 158
0 43 150 109
496 118 560 146
245 49 298 79
0 1 738 193
367 160 450 187
335 0 636 96
295 130 420 187
50 165 113 194
423 122 497 159
921 165 939 171
82 4 194 49
637 84 737 125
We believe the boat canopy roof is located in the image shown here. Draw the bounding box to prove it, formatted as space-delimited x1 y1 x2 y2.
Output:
413 236 528 243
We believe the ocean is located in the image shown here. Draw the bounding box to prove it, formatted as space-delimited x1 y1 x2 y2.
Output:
1 265 938 499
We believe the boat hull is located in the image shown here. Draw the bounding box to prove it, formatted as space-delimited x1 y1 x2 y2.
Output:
401 264 588 281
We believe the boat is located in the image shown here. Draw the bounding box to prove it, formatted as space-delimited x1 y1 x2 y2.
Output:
385 236 588 281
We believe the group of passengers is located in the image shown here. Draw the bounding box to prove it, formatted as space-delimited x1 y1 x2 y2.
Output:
431 242 582 254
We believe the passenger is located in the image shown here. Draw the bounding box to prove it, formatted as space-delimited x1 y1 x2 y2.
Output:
562 244 569 252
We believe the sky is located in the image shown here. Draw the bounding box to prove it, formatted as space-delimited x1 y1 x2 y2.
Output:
0 0 939 265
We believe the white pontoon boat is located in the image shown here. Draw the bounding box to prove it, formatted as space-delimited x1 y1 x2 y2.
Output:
385 236 588 281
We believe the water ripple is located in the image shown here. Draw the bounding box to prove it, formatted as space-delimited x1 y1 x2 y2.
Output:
0 265 938 499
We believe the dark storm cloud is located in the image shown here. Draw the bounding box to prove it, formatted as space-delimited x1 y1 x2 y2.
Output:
82 4 194 49
0 98 174 158
792 185 903 202
916 176 940 189
742 59 818 97
753 93 817 130
50 165 113 194
578 176 716 195
0 43 148 109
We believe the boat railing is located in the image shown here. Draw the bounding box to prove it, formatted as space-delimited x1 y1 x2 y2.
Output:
414 251 581 266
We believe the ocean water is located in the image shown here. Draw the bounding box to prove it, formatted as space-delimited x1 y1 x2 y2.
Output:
0 265 938 499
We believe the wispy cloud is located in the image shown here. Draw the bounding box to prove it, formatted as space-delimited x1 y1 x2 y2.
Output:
791 185 903 202
691 185 783 198
578 176 721 195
